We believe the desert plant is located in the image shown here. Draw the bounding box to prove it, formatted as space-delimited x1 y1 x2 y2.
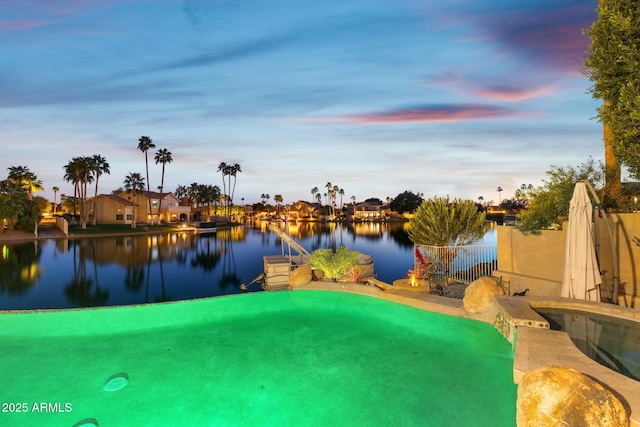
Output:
309 246 359 280
342 265 364 283
408 196 487 281
408 196 487 246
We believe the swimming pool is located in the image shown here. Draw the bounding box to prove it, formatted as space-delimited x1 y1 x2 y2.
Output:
0 291 516 426
535 307 640 382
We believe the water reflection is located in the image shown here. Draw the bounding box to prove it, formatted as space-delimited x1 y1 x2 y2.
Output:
0 221 458 310
0 242 43 295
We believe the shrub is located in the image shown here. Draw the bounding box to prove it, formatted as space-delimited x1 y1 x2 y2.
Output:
309 246 359 280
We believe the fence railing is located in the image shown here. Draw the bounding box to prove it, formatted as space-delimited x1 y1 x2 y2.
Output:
414 244 498 284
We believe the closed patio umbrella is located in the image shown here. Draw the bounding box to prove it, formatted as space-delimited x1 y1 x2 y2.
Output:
561 182 601 301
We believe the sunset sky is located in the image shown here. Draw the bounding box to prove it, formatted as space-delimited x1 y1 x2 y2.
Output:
1 0 604 205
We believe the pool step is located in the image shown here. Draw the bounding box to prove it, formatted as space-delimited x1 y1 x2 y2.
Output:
262 255 294 291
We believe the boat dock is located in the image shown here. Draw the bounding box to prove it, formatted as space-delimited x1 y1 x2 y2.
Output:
262 224 375 290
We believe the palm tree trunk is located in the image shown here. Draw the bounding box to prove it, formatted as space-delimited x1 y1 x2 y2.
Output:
92 177 99 226
145 154 152 224
158 163 165 223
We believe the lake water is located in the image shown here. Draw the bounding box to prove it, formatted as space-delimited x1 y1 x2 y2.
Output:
0 221 496 310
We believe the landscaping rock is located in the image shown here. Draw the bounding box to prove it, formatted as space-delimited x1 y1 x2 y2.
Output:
288 264 313 287
516 365 629 427
462 276 505 314
312 268 325 281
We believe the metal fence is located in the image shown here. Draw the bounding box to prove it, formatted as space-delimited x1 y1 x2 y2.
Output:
414 243 498 284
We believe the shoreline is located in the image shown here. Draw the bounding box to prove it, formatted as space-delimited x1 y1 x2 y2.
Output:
0 223 191 243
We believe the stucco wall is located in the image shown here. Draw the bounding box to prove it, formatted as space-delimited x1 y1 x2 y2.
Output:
494 213 640 308
597 213 640 308
494 226 566 298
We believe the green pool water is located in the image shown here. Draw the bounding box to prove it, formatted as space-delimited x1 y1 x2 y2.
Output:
0 291 516 426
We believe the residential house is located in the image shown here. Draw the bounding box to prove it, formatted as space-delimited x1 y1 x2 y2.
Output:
93 191 191 225
118 190 191 223
353 201 386 221
93 194 141 225
287 200 321 221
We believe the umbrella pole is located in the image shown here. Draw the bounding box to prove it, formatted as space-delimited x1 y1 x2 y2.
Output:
584 180 620 304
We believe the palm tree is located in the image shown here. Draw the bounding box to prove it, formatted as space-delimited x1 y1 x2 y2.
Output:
497 186 503 204
217 162 228 215
64 157 93 229
274 194 283 214
123 172 145 228
8 165 44 200
137 136 156 224
90 154 110 225
52 186 59 214
154 148 173 223
175 185 187 199
229 163 241 219
325 182 332 206
311 187 319 203
328 184 339 218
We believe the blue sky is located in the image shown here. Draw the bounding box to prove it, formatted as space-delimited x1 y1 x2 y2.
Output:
1 0 603 205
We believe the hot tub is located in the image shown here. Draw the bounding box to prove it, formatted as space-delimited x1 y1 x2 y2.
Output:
534 306 640 381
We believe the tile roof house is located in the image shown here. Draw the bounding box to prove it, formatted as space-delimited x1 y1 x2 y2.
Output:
92 191 191 225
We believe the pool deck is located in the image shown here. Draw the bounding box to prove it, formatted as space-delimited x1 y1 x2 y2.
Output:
292 281 640 426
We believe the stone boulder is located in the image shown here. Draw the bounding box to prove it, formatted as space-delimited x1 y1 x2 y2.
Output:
312 268 325 281
288 264 313 288
462 276 505 314
516 365 629 427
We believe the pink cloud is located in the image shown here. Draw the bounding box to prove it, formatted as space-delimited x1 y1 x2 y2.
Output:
0 19 59 32
425 72 556 103
309 105 522 124
468 84 555 102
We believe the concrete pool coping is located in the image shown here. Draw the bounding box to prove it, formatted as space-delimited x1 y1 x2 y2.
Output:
292 281 640 426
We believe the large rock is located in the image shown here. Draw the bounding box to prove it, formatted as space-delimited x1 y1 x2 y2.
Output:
312 268 325 281
516 365 629 427
288 264 313 287
462 276 505 314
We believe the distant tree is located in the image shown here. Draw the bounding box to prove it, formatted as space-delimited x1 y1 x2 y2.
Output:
154 148 173 222
52 186 59 214
389 191 423 214
123 172 145 228
364 198 383 204
33 195 49 213
0 179 29 230
90 154 110 225
499 198 526 213
63 157 93 229
174 185 187 199
311 187 319 202
229 163 241 219
137 136 156 224
497 186 503 203
217 162 228 210
516 158 605 234
8 165 43 200
274 194 283 213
